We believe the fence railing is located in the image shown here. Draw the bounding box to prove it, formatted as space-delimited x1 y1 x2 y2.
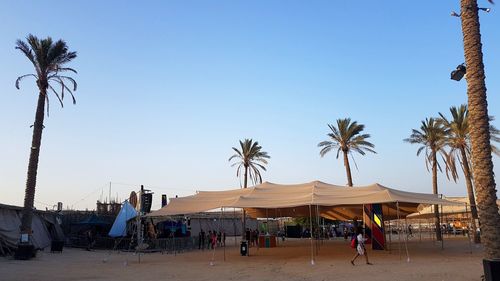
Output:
66 235 198 253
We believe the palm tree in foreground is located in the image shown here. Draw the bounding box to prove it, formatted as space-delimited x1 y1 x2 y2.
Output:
318 118 376 187
458 0 500 260
229 139 270 238
404 118 447 241
15 34 77 254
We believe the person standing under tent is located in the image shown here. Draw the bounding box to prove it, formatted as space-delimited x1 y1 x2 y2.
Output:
217 231 222 247
206 231 212 249
211 231 217 249
199 229 205 250
350 228 373 266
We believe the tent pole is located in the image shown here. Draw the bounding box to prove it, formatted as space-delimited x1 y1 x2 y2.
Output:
309 204 314 265
430 205 434 242
404 216 410 262
223 207 226 261
266 208 269 234
396 201 401 261
316 205 320 252
387 204 392 253
362 204 366 239
440 199 444 250
233 208 237 246
465 203 472 254
419 219 422 243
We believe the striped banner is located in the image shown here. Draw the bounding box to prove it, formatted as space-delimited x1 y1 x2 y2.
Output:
363 204 385 250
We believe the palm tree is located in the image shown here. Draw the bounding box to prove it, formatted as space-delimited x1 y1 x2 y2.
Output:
458 0 500 260
15 35 77 251
318 118 376 187
229 139 270 238
439 105 480 243
404 118 448 241
439 105 500 244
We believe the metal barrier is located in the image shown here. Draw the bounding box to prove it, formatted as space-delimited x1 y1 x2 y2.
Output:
65 235 198 253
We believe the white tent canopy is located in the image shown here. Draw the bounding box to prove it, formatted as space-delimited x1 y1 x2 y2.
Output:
147 181 460 219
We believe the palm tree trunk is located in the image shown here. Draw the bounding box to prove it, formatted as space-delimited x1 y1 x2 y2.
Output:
432 150 442 241
20 90 46 237
459 146 480 243
242 165 248 239
460 0 500 259
343 150 353 187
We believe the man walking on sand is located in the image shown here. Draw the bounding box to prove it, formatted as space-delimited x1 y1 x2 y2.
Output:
350 228 372 266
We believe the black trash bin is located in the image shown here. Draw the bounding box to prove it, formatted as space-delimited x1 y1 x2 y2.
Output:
483 259 500 281
240 241 248 256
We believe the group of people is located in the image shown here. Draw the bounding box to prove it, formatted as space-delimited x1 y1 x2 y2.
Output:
198 229 226 250
245 228 260 247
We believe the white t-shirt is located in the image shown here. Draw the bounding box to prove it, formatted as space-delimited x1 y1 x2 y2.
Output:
356 234 366 255
357 234 365 246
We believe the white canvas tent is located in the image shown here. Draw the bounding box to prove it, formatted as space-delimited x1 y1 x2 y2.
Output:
146 181 461 264
147 181 460 219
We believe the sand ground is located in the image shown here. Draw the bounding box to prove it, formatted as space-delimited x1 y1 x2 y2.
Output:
0 237 485 281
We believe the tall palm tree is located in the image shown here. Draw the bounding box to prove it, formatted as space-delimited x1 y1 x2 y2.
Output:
229 139 270 238
439 105 500 244
318 118 376 187
404 118 448 241
15 35 77 249
458 0 500 260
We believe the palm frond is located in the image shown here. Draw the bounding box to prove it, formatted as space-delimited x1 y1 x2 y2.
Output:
15 74 37 89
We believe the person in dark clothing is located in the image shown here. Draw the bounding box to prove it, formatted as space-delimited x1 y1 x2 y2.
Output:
199 229 205 250
85 229 94 251
245 228 251 242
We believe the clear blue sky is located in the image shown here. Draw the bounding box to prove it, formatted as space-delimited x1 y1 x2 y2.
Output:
0 0 499 211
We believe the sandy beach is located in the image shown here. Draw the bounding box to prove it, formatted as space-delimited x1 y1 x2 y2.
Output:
0 238 484 281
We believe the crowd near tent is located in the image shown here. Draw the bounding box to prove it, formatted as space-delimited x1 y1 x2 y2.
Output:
147 181 460 219
0 203 64 255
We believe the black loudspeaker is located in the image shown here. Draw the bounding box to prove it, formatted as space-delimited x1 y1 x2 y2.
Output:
141 193 153 213
14 244 35 260
161 194 167 207
51 240 64 253
483 259 500 281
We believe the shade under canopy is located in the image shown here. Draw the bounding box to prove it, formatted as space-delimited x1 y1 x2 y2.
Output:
147 181 460 219
407 197 500 219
